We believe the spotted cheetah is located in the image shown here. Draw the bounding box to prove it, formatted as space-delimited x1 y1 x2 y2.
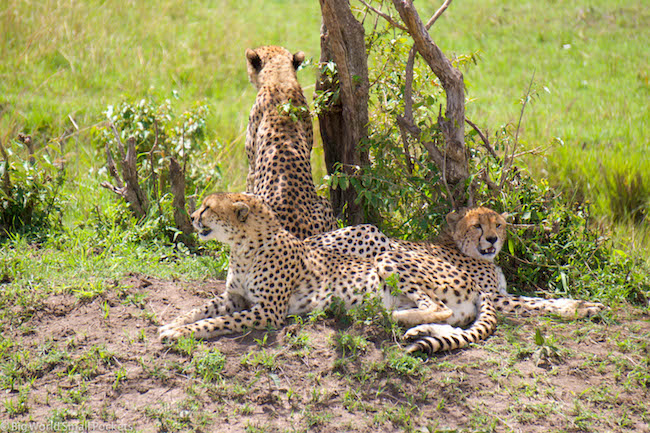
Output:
158 193 497 354
305 207 606 354
244 45 337 239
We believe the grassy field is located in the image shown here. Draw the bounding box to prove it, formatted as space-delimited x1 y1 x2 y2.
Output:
1 0 649 430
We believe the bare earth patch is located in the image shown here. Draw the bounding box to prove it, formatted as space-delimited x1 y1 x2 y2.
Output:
1 275 648 432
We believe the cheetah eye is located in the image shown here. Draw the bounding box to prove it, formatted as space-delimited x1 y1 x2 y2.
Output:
474 223 481 229
496 223 502 228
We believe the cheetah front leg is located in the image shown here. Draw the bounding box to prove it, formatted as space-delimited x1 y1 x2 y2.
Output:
159 301 286 342
158 291 249 338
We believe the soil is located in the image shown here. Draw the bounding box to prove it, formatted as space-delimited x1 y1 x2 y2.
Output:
1 274 648 432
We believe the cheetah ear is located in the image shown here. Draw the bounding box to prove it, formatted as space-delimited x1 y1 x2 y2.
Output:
246 48 262 72
292 51 305 70
445 210 462 227
500 212 510 222
233 202 250 223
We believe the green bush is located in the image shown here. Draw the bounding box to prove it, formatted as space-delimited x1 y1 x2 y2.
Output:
0 140 65 238
96 98 222 245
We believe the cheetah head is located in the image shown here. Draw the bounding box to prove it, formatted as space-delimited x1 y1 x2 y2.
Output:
191 193 280 245
446 207 508 262
245 45 305 89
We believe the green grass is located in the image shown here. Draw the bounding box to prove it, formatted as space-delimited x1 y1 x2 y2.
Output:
2 0 648 249
429 0 649 244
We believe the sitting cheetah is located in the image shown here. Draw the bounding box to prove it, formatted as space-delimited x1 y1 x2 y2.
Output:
158 193 497 355
305 207 606 354
244 45 337 239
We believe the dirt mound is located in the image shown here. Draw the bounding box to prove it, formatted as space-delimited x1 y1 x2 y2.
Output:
1 275 648 432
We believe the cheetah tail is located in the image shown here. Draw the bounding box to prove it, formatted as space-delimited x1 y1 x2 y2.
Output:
406 292 498 355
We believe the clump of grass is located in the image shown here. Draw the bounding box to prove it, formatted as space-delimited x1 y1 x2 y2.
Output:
332 331 368 358
240 349 278 372
191 348 226 383
171 334 201 357
602 169 648 224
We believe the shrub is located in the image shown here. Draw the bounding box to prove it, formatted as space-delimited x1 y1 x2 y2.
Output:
96 98 221 245
0 137 65 238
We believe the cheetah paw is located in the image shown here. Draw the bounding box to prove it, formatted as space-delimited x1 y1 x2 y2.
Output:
556 299 607 319
404 323 462 340
158 324 185 342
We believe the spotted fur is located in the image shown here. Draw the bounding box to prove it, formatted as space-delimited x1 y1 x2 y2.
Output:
305 207 606 354
158 193 452 342
244 45 336 239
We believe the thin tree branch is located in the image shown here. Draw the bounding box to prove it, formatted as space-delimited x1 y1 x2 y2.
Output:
465 118 498 160
425 0 453 29
392 0 468 185
501 70 535 189
357 0 407 31
149 119 162 215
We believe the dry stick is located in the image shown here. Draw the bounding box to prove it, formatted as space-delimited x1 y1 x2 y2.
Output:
109 123 126 163
0 138 11 195
68 115 80 178
465 118 498 160
104 142 123 189
169 157 193 237
124 137 148 218
357 0 407 31
500 70 536 189
425 0 453 29
398 45 417 175
149 120 162 215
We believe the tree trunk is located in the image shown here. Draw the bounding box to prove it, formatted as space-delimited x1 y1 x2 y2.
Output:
317 0 371 225
392 0 469 187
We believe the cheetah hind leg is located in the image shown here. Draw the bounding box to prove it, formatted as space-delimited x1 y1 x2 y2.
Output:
388 283 454 327
492 294 606 319
405 292 498 355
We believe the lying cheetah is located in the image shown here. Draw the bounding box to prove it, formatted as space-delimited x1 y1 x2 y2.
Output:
305 207 606 354
244 45 337 239
158 193 497 355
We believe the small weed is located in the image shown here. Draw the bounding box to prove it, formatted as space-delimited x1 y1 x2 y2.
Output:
100 300 110 319
254 333 270 348
63 382 88 405
240 350 277 371
307 309 327 324
71 281 105 301
302 407 333 428
4 385 30 416
172 334 201 357
285 329 311 352
67 345 116 379
532 328 561 366
122 291 149 308
332 331 368 358
383 346 426 376
192 348 226 382
113 366 128 390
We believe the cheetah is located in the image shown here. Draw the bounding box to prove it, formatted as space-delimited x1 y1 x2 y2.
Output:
158 193 497 355
244 45 337 239
305 207 606 354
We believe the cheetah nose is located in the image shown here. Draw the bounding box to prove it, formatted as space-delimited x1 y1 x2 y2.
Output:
486 236 497 245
